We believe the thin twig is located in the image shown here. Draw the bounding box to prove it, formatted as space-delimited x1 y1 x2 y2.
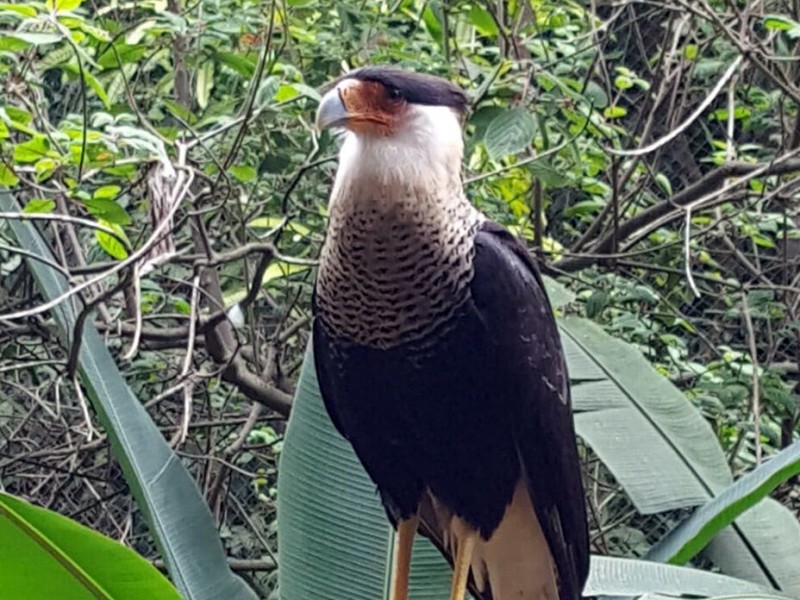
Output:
607 55 744 157
741 291 763 465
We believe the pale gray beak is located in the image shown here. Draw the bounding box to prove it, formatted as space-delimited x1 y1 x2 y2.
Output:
316 88 350 131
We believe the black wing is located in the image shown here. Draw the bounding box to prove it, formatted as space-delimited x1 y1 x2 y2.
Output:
470 220 590 600
311 220 590 600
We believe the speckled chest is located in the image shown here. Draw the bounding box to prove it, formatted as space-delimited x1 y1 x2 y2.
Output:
315 182 480 349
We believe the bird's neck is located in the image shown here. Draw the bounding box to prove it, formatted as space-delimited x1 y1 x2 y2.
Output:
324 131 478 247
316 136 482 349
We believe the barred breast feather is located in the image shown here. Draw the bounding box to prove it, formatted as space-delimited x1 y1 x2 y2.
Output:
315 175 482 350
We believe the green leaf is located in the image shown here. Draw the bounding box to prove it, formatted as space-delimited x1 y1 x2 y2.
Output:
230 165 257 183
290 82 321 101
583 81 608 108
528 161 569 187
647 439 800 565
0 3 38 17
23 199 56 214
0 35 31 51
4 106 33 126
38 44 73 70
584 290 608 318
275 83 300 102
9 32 62 45
54 0 82 11
542 275 575 310
0 191 258 600
96 220 128 259
468 5 498 37
196 60 214 110
750 232 775 248
614 75 634 90
655 173 672 196
60 63 110 110
483 108 537 159
559 316 800 593
125 19 156 44
763 14 800 31
14 137 55 163
584 556 780 597
223 261 310 306
94 185 121 200
0 492 180 600
35 158 60 179
277 344 786 600
172 298 191 315
162 98 194 123
83 197 130 225
74 20 110 42
421 4 444 47
216 52 256 78
97 43 145 68
81 70 110 110
0 164 19 187
604 105 627 119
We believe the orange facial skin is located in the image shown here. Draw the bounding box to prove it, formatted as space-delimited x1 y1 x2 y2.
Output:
339 80 409 136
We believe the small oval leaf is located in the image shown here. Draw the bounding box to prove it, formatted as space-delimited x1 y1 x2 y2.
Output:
23 198 56 214
483 108 537 159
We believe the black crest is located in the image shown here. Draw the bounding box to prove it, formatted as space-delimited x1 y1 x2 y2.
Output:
336 66 470 115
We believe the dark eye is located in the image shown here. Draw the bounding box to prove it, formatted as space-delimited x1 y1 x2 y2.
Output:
387 87 402 100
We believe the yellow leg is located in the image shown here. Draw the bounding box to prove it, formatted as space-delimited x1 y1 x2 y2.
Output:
391 516 419 600
449 531 476 600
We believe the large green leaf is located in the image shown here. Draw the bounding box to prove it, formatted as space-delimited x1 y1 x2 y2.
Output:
585 556 786 598
0 492 180 600
483 108 537 159
0 191 256 600
559 316 800 594
647 439 800 565
277 343 789 600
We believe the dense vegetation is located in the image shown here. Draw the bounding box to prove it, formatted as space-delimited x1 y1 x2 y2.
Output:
1 0 799 598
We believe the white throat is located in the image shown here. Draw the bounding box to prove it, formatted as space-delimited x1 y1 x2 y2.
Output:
331 104 465 203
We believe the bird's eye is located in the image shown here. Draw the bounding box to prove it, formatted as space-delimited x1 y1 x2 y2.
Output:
387 87 402 100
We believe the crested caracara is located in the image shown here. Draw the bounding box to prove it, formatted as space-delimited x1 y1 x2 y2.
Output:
312 66 589 600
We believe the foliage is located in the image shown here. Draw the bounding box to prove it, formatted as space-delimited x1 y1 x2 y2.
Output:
277 340 800 599
0 491 180 600
0 0 799 598
0 190 256 600
647 439 800 566
561 314 800 591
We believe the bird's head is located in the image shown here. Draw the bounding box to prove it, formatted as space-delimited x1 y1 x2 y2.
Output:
316 66 469 137
316 67 469 188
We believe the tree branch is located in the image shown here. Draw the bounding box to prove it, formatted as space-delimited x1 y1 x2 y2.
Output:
552 159 800 272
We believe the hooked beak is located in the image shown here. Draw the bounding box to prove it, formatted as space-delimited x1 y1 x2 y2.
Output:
316 87 350 131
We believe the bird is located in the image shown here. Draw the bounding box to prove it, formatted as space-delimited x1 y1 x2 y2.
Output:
311 66 589 600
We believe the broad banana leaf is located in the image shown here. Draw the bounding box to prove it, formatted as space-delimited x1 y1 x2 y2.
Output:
0 492 180 599
647 439 800 564
560 316 800 594
0 192 256 600
277 343 792 600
